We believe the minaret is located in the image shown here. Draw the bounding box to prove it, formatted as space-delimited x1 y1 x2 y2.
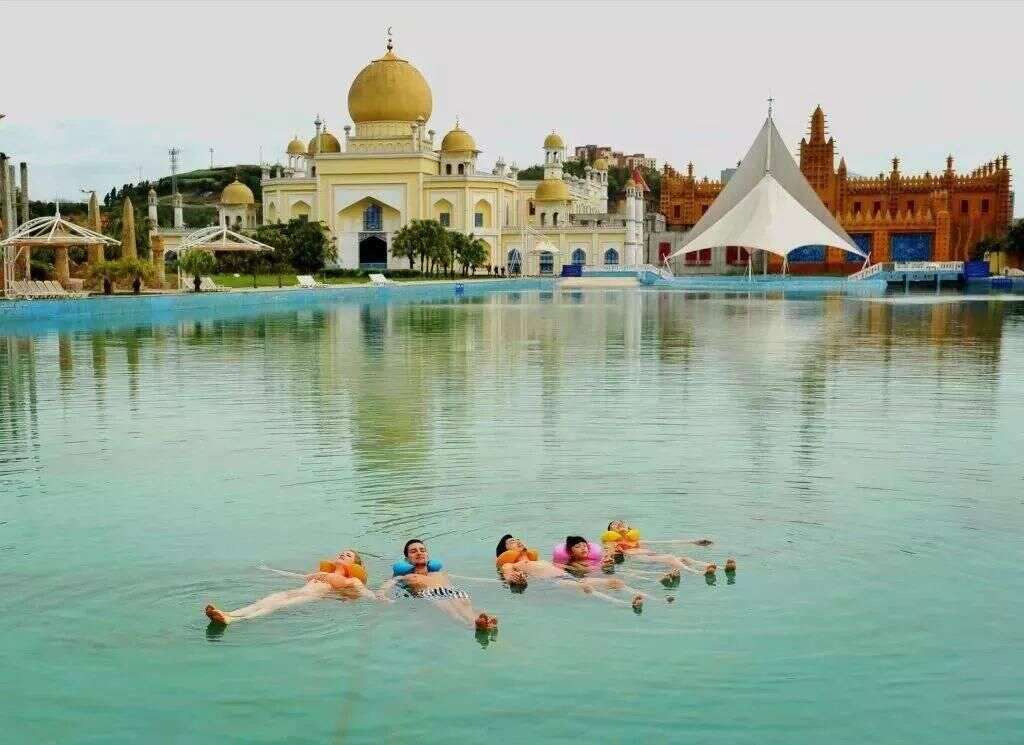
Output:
147 186 158 227
624 176 644 265
543 131 565 181
172 192 183 229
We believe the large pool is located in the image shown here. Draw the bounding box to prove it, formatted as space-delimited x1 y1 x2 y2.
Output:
2 287 1022 743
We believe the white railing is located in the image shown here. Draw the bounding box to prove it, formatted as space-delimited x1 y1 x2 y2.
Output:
890 261 963 273
848 263 883 281
581 264 674 280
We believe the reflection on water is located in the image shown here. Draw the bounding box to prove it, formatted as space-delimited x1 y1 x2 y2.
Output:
1 289 1023 744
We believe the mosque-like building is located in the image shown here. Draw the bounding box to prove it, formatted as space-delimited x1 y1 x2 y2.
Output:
258 38 644 274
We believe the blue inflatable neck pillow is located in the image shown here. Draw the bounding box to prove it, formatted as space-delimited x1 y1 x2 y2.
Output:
393 559 443 576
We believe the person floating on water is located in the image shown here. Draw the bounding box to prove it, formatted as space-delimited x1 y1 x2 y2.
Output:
377 539 498 632
204 549 376 626
601 520 736 584
496 534 647 610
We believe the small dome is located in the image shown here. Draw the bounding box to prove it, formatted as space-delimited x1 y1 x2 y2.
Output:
535 179 570 202
440 125 478 154
221 179 254 205
308 131 341 155
543 131 565 149
286 136 306 155
592 157 608 171
348 47 433 124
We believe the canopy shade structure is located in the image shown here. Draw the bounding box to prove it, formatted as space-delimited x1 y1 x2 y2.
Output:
669 114 866 261
0 207 120 248
176 225 275 254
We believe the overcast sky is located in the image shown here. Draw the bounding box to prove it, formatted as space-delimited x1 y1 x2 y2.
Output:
1 0 1020 215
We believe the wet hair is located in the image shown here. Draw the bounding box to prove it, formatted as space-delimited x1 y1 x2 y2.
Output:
341 549 363 566
403 539 425 558
565 535 588 554
496 534 514 557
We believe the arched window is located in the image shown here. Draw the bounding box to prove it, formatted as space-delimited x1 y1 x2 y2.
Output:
507 249 522 275
363 203 382 231
603 248 619 265
539 251 554 275
553 212 559 226
540 213 546 226
457 163 465 175
528 201 535 216
571 248 586 265
445 164 452 175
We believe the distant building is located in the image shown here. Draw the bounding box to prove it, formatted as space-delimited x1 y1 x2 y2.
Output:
659 105 1013 270
574 145 656 171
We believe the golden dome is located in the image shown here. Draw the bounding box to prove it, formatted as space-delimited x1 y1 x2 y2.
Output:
307 131 341 155
592 157 608 171
534 179 570 202
543 131 565 149
221 179 254 205
348 48 433 124
286 136 306 155
440 125 478 153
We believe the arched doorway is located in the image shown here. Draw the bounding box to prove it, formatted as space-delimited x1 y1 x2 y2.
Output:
359 234 388 269
539 251 554 275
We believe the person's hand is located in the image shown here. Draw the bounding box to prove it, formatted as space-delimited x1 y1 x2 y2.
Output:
403 574 428 591
307 572 332 584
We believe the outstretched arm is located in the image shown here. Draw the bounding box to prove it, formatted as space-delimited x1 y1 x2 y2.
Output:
642 538 714 547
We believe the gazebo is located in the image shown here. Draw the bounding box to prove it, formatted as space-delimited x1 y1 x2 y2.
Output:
1 206 120 298
669 106 868 277
173 224 275 289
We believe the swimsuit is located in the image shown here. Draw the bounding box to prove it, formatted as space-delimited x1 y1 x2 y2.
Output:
394 584 470 600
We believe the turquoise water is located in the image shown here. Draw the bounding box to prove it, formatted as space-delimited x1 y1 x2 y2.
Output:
2 287 1022 744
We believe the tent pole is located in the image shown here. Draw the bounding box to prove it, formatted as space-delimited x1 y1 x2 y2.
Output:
747 253 752 282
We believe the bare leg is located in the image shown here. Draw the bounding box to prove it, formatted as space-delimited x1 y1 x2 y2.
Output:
554 579 629 606
206 582 331 624
582 576 649 599
429 597 497 630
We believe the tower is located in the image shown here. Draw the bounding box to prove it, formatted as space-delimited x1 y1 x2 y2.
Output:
624 176 644 265
543 131 565 181
147 186 158 227
799 105 837 208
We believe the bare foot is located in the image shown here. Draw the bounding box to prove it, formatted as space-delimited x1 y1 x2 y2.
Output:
661 570 680 587
725 559 737 572
486 615 498 630
205 605 231 625
704 563 717 576
632 595 644 613
475 613 490 631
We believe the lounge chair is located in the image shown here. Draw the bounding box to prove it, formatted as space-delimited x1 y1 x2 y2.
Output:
296 274 324 289
369 273 393 286
199 276 224 292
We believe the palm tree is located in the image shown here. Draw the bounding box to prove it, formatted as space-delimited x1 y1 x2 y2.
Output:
178 249 217 292
390 223 417 270
117 258 156 295
86 260 121 295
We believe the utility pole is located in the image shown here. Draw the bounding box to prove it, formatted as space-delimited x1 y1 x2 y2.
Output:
209 148 214 169
168 148 180 195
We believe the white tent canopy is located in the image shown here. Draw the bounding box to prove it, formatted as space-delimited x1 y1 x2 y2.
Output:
669 114 866 261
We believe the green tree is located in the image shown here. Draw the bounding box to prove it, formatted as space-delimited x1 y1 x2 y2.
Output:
179 249 217 292
390 222 418 269
451 232 489 276
116 258 157 295
287 218 335 273
86 260 121 295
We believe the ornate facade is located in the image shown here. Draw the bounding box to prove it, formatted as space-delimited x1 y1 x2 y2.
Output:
660 106 1013 271
258 39 644 274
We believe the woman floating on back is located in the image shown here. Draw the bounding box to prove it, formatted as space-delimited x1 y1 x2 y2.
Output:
204 548 376 626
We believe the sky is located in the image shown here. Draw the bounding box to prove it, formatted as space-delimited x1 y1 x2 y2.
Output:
1 0 1020 215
